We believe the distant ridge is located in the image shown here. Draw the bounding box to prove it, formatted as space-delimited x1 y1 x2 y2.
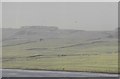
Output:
2 26 117 44
21 26 58 30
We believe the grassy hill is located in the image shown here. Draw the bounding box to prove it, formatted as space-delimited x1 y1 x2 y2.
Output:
2 26 118 73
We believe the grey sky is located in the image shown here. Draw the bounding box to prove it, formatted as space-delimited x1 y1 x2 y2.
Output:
2 2 118 30
0 2 2 28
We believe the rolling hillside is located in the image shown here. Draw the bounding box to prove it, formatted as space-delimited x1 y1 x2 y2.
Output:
2 26 118 73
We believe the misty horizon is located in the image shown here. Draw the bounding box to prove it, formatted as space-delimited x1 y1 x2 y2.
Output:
1 25 118 31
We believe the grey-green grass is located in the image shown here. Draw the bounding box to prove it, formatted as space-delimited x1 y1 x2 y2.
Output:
2 40 118 73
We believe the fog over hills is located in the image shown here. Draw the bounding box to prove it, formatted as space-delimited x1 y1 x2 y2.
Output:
2 26 117 46
2 26 117 39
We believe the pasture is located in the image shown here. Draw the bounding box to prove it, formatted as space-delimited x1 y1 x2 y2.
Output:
2 39 118 73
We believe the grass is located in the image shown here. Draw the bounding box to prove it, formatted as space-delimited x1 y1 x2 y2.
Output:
2 39 118 73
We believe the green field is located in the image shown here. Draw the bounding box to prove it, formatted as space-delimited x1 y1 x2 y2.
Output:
2 39 118 73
